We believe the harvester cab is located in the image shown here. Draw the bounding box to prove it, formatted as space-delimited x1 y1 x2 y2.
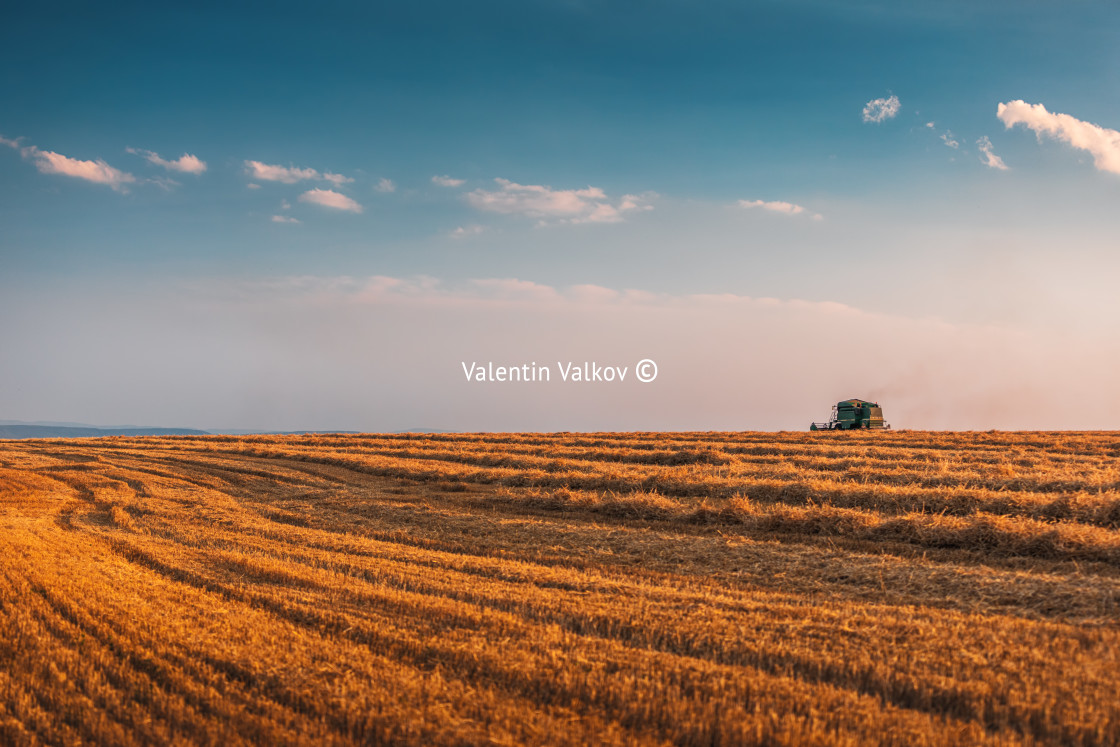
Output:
810 399 890 431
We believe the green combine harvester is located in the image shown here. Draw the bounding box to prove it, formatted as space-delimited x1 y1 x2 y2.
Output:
810 398 890 431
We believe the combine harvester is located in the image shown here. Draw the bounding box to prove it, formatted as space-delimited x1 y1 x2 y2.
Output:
810 399 890 431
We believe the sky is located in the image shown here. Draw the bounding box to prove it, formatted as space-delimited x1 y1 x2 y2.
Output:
2 0 1120 431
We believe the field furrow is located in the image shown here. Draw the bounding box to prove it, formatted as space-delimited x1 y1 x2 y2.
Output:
2 431 1118 745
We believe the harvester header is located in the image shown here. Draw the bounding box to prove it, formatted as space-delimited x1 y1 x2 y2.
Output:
810 399 890 431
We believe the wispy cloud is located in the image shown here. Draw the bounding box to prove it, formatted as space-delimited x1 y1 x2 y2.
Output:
149 176 181 191
450 224 485 238
127 148 207 174
298 188 363 213
231 275 863 312
466 178 652 225
997 100 1120 175
432 175 465 187
244 160 353 185
737 199 822 220
976 136 1009 171
862 94 901 123
618 194 651 212
924 122 960 151
2 135 135 192
271 215 301 224
374 177 396 193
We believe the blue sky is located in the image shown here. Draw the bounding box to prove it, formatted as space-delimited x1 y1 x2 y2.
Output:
3 1 1120 430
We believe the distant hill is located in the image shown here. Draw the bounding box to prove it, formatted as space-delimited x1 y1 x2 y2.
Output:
0 425 210 439
0 420 457 439
208 428 459 435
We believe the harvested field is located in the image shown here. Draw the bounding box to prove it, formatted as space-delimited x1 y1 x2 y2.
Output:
1 431 1118 745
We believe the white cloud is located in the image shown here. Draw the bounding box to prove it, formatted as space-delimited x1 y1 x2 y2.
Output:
244 160 352 185
925 121 936 129
465 178 652 225
33 150 136 191
127 148 207 174
245 161 319 183
2 135 135 192
247 183 262 189
862 95 901 123
997 100 1120 175
271 215 301 224
374 177 396 193
298 188 363 213
738 199 822 220
450 224 485 238
976 136 1009 171
432 175 465 187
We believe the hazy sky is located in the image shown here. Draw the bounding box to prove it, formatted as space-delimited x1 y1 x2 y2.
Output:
3 1 1119 431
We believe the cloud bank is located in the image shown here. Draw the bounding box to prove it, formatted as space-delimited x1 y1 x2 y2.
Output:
5 274 1116 432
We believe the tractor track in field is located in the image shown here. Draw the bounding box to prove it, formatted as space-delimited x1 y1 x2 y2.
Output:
2 432 1119 745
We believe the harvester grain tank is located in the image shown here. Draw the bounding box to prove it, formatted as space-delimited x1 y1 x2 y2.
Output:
810 399 890 430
